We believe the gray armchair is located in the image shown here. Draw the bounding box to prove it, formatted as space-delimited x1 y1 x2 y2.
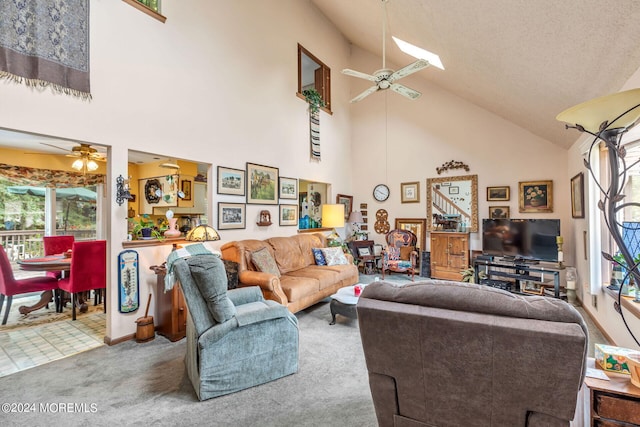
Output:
173 255 299 401
357 280 588 427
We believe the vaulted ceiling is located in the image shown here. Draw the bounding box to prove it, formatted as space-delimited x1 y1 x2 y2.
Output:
312 0 640 148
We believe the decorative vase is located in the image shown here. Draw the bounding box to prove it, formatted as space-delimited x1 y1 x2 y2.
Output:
140 227 152 239
164 218 181 238
530 198 542 207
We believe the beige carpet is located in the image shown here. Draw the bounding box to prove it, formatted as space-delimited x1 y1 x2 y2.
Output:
0 294 104 331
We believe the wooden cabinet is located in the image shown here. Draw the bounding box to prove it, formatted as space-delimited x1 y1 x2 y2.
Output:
430 232 469 281
151 266 188 341
585 362 640 426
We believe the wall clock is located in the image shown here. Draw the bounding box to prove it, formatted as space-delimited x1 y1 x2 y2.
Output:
373 184 390 202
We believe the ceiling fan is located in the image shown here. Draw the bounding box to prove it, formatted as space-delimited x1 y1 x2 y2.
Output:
341 0 439 103
25 142 106 173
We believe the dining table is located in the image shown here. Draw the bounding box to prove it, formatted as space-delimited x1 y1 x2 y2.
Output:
17 254 72 315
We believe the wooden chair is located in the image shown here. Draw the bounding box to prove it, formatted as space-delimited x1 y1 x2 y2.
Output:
58 240 106 320
382 229 418 281
348 240 379 274
0 245 59 325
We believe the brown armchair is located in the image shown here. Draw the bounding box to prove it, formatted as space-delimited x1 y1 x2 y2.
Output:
381 229 418 281
357 280 588 427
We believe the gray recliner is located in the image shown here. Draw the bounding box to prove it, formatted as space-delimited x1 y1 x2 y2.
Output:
173 255 299 401
357 280 588 427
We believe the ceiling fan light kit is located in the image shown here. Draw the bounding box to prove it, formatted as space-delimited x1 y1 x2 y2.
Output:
342 0 442 103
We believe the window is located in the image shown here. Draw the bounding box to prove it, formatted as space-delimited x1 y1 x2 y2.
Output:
298 44 331 113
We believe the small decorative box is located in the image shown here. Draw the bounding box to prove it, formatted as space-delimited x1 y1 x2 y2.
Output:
594 343 637 375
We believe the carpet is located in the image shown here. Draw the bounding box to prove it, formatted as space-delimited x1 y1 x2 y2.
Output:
0 294 104 331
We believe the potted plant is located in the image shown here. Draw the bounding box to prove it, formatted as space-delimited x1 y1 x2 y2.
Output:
302 88 326 114
460 266 486 284
128 214 165 240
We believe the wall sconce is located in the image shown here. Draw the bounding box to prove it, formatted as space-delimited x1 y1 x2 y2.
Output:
116 175 133 206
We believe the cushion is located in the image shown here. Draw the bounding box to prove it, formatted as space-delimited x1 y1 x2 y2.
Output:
387 247 400 260
312 248 327 266
187 255 237 323
251 247 281 277
400 246 415 260
321 247 348 266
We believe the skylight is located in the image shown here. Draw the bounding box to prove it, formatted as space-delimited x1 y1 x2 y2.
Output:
392 36 444 70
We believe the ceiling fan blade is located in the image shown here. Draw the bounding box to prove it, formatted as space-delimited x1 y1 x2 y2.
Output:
40 142 72 153
342 68 377 82
388 59 429 82
390 83 422 100
350 85 379 103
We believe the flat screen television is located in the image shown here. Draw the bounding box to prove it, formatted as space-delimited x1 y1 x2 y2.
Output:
482 219 560 262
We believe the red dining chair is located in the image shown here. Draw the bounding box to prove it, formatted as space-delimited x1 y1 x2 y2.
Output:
43 235 75 279
0 245 59 325
58 240 107 320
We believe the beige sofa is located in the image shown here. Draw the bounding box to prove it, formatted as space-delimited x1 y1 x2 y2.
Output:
221 233 358 313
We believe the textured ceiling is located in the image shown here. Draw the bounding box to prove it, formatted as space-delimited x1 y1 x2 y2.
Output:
312 0 640 148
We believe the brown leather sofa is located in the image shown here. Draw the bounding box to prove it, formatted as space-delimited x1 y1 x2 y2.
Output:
221 233 358 313
357 280 588 427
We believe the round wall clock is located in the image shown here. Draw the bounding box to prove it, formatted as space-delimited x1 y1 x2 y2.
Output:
373 184 390 202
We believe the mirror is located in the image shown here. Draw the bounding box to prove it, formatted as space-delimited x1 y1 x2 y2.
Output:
426 174 478 232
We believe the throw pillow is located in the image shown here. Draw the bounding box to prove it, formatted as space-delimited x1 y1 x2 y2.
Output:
187 255 237 323
312 248 327 266
400 246 416 261
251 247 281 277
387 247 401 260
321 247 348 266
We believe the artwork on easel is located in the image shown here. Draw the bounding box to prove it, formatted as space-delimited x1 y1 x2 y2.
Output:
118 250 140 313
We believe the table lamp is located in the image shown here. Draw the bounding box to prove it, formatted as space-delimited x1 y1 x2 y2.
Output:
185 224 220 242
348 211 364 240
322 204 345 247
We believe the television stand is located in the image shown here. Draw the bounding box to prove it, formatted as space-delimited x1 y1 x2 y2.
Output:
473 258 565 299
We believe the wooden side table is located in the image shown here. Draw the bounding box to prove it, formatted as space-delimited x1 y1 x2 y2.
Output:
584 359 640 426
150 265 188 342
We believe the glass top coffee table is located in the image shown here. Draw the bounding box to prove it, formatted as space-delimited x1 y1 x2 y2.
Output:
329 283 367 325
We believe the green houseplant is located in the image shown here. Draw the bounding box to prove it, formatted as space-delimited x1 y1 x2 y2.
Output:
302 88 326 114
128 214 166 240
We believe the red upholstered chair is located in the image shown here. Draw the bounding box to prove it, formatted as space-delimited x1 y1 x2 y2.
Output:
58 240 106 320
382 229 418 281
0 245 59 325
43 235 75 279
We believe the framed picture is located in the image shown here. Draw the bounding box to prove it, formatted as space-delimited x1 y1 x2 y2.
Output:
488 206 510 219
181 179 192 201
394 218 427 251
401 181 420 203
118 250 139 314
519 180 553 213
246 162 278 204
279 204 298 226
217 166 245 196
336 194 353 220
279 177 298 200
357 247 371 256
571 172 585 218
218 202 246 229
487 186 510 201
448 186 459 195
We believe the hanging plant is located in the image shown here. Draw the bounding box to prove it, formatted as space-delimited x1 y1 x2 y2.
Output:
302 89 326 114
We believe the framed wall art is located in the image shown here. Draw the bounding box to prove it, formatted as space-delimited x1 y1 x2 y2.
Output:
487 186 510 201
570 172 585 218
279 204 298 226
181 179 192 201
247 162 279 204
218 202 246 229
217 166 245 196
519 180 553 213
279 177 298 200
336 194 353 220
118 250 139 313
394 218 427 251
400 181 420 203
488 206 510 219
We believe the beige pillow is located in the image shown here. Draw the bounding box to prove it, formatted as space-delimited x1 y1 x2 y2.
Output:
251 247 281 277
400 246 416 261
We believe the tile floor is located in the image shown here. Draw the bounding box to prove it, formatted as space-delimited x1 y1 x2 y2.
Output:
0 311 105 378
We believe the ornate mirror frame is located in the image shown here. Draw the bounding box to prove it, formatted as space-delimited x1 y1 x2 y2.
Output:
426 174 478 232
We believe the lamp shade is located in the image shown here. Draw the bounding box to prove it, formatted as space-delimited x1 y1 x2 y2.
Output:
556 88 640 133
348 211 364 224
321 204 345 228
185 224 220 242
